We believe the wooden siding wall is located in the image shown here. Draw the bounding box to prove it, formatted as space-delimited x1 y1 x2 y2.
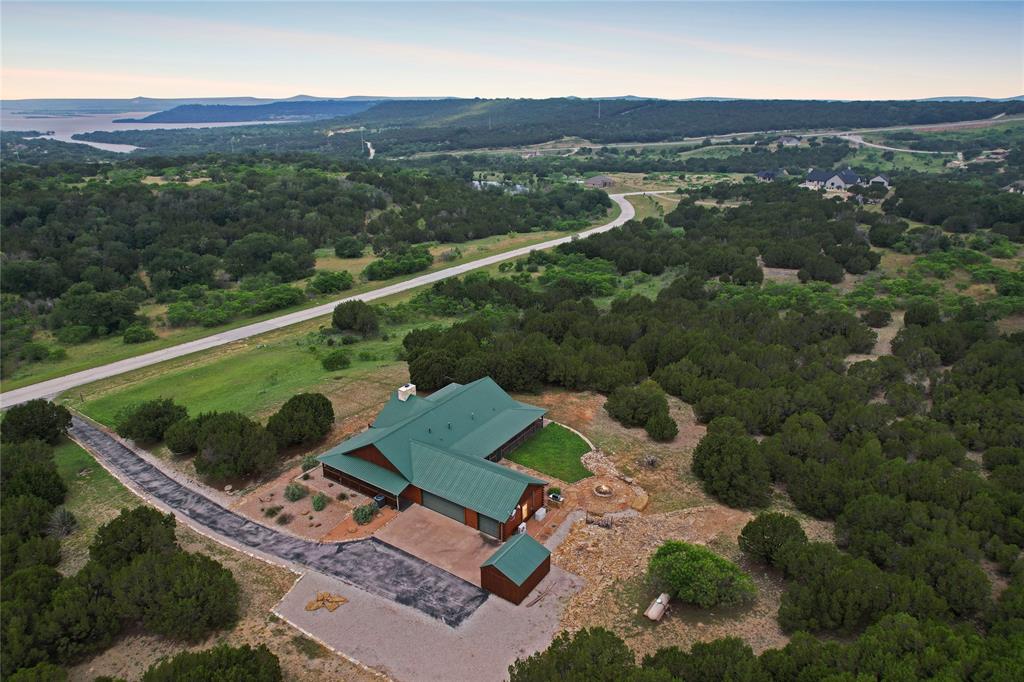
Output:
322 465 398 507
500 483 545 539
347 444 401 474
480 555 551 604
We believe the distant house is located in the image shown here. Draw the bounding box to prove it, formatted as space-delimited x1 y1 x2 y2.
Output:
777 135 801 147
755 169 786 182
584 175 614 189
804 167 861 191
869 173 892 189
1004 180 1024 194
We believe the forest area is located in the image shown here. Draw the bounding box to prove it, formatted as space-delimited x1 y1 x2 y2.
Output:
2 108 1024 681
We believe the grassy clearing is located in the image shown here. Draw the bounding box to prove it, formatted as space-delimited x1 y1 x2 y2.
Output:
845 146 951 173
506 423 592 483
68 318 429 426
53 438 138 574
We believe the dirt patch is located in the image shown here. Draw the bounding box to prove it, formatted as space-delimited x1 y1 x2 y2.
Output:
845 310 904 364
232 465 362 540
553 506 788 656
68 525 378 682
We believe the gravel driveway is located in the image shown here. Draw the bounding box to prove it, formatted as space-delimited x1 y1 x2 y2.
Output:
70 417 487 627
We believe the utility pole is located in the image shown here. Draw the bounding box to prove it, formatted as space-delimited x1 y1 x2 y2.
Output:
598 100 601 120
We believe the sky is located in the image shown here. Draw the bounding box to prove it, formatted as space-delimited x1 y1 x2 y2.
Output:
2 1 1022 101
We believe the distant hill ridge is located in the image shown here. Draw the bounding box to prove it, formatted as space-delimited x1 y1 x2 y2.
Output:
115 99 381 123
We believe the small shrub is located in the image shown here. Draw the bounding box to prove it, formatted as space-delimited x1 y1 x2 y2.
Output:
548 486 562 496
311 493 329 512
301 454 318 471
264 505 283 518
55 324 94 344
352 503 377 525
276 513 293 525
322 349 351 371
123 323 158 344
301 472 310 480
341 335 358 345
164 417 199 454
284 483 308 502
336 492 349 501
861 308 892 328
47 507 78 538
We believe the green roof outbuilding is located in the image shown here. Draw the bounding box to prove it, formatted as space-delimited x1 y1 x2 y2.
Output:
481 533 551 586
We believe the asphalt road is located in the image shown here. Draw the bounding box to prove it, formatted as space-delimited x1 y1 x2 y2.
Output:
69 416 489 626
0 192 640 408
839 134 945 155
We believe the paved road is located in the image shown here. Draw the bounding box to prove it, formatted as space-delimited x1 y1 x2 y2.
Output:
839 134 945 155
69 416 488 626
0 193 639 408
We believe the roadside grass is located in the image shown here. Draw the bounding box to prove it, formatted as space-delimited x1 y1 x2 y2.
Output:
845 146 951 173
53 437 138 574
67 318 431 426
506 423 592 483
5 204 620 393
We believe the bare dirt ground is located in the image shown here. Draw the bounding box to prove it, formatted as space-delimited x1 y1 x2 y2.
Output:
69 525 379 682
232 464 366 540
845 310 904 364
554 507 792 657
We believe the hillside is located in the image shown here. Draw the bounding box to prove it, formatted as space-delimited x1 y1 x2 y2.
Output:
116 99 380 123
72 98 1024 157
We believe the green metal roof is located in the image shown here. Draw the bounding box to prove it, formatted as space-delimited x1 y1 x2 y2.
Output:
327 377 546 480
409 442 544 522
317 452 409 496
481 533 551 586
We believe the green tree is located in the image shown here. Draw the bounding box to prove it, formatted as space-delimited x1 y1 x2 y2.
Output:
89 507 177 571
115 399 187 444
194 412 278 480
334 236 365 258
1 440 66 507
141 644 282 682
266 393 334 448
331 300 379 336
648 541 757 608
739 512 807 566
691 417 771 508
509 628 637 682
1 400 71 445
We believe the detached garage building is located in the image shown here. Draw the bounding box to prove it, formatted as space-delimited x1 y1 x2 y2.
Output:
481 532 551 604
318 377 547 540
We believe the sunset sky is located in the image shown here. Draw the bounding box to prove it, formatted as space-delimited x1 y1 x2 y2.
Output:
2 1 1021 101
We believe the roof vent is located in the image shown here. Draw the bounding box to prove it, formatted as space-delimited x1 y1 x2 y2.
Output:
398 383 416 402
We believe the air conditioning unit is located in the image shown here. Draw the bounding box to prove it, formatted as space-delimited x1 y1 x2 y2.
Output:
517 522 527 535
397 383 416 401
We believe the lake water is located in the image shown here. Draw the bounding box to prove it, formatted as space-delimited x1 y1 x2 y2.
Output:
0 111 287 153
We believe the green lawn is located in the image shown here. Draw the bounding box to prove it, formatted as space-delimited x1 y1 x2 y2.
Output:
53 438 138 572
507 423 592 483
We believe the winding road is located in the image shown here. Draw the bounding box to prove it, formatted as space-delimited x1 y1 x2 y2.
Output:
0 193 640 408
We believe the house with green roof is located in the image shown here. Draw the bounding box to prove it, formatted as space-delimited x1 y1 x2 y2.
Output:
318 377 548 540
480 532 551 604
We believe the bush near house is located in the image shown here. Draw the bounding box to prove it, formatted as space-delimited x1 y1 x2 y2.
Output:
311 493 329 512
284 483 308 502
141 644 282 682
648 540 757 608
266 393 334 449
353 503 377 525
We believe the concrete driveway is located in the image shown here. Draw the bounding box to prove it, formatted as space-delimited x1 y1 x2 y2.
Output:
375 505 501 585
69 417 487 627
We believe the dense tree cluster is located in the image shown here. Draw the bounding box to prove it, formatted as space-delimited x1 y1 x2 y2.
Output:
883 178 1024 239
0 158 607 377
266 393 335 448
2 503 239 679
1 399 71 445
140 644 282 682
332 300 380 336
604 380 678 441
510 610 1024 681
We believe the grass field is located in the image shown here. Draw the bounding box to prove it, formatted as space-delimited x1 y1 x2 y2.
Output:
845 146 951 173
53 437 138 573
506 423 592 483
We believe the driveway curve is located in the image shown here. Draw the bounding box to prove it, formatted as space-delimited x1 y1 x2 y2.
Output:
69 416 488 627
1 193 640 408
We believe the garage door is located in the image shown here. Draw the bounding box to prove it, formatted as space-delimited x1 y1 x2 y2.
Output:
477 514 500 538
421 491 465 523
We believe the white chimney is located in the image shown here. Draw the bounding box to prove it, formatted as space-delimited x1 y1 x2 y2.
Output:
397 383 416 402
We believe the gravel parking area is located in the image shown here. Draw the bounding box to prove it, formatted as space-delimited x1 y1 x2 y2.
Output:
275 566 583 682
70 417 487 626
